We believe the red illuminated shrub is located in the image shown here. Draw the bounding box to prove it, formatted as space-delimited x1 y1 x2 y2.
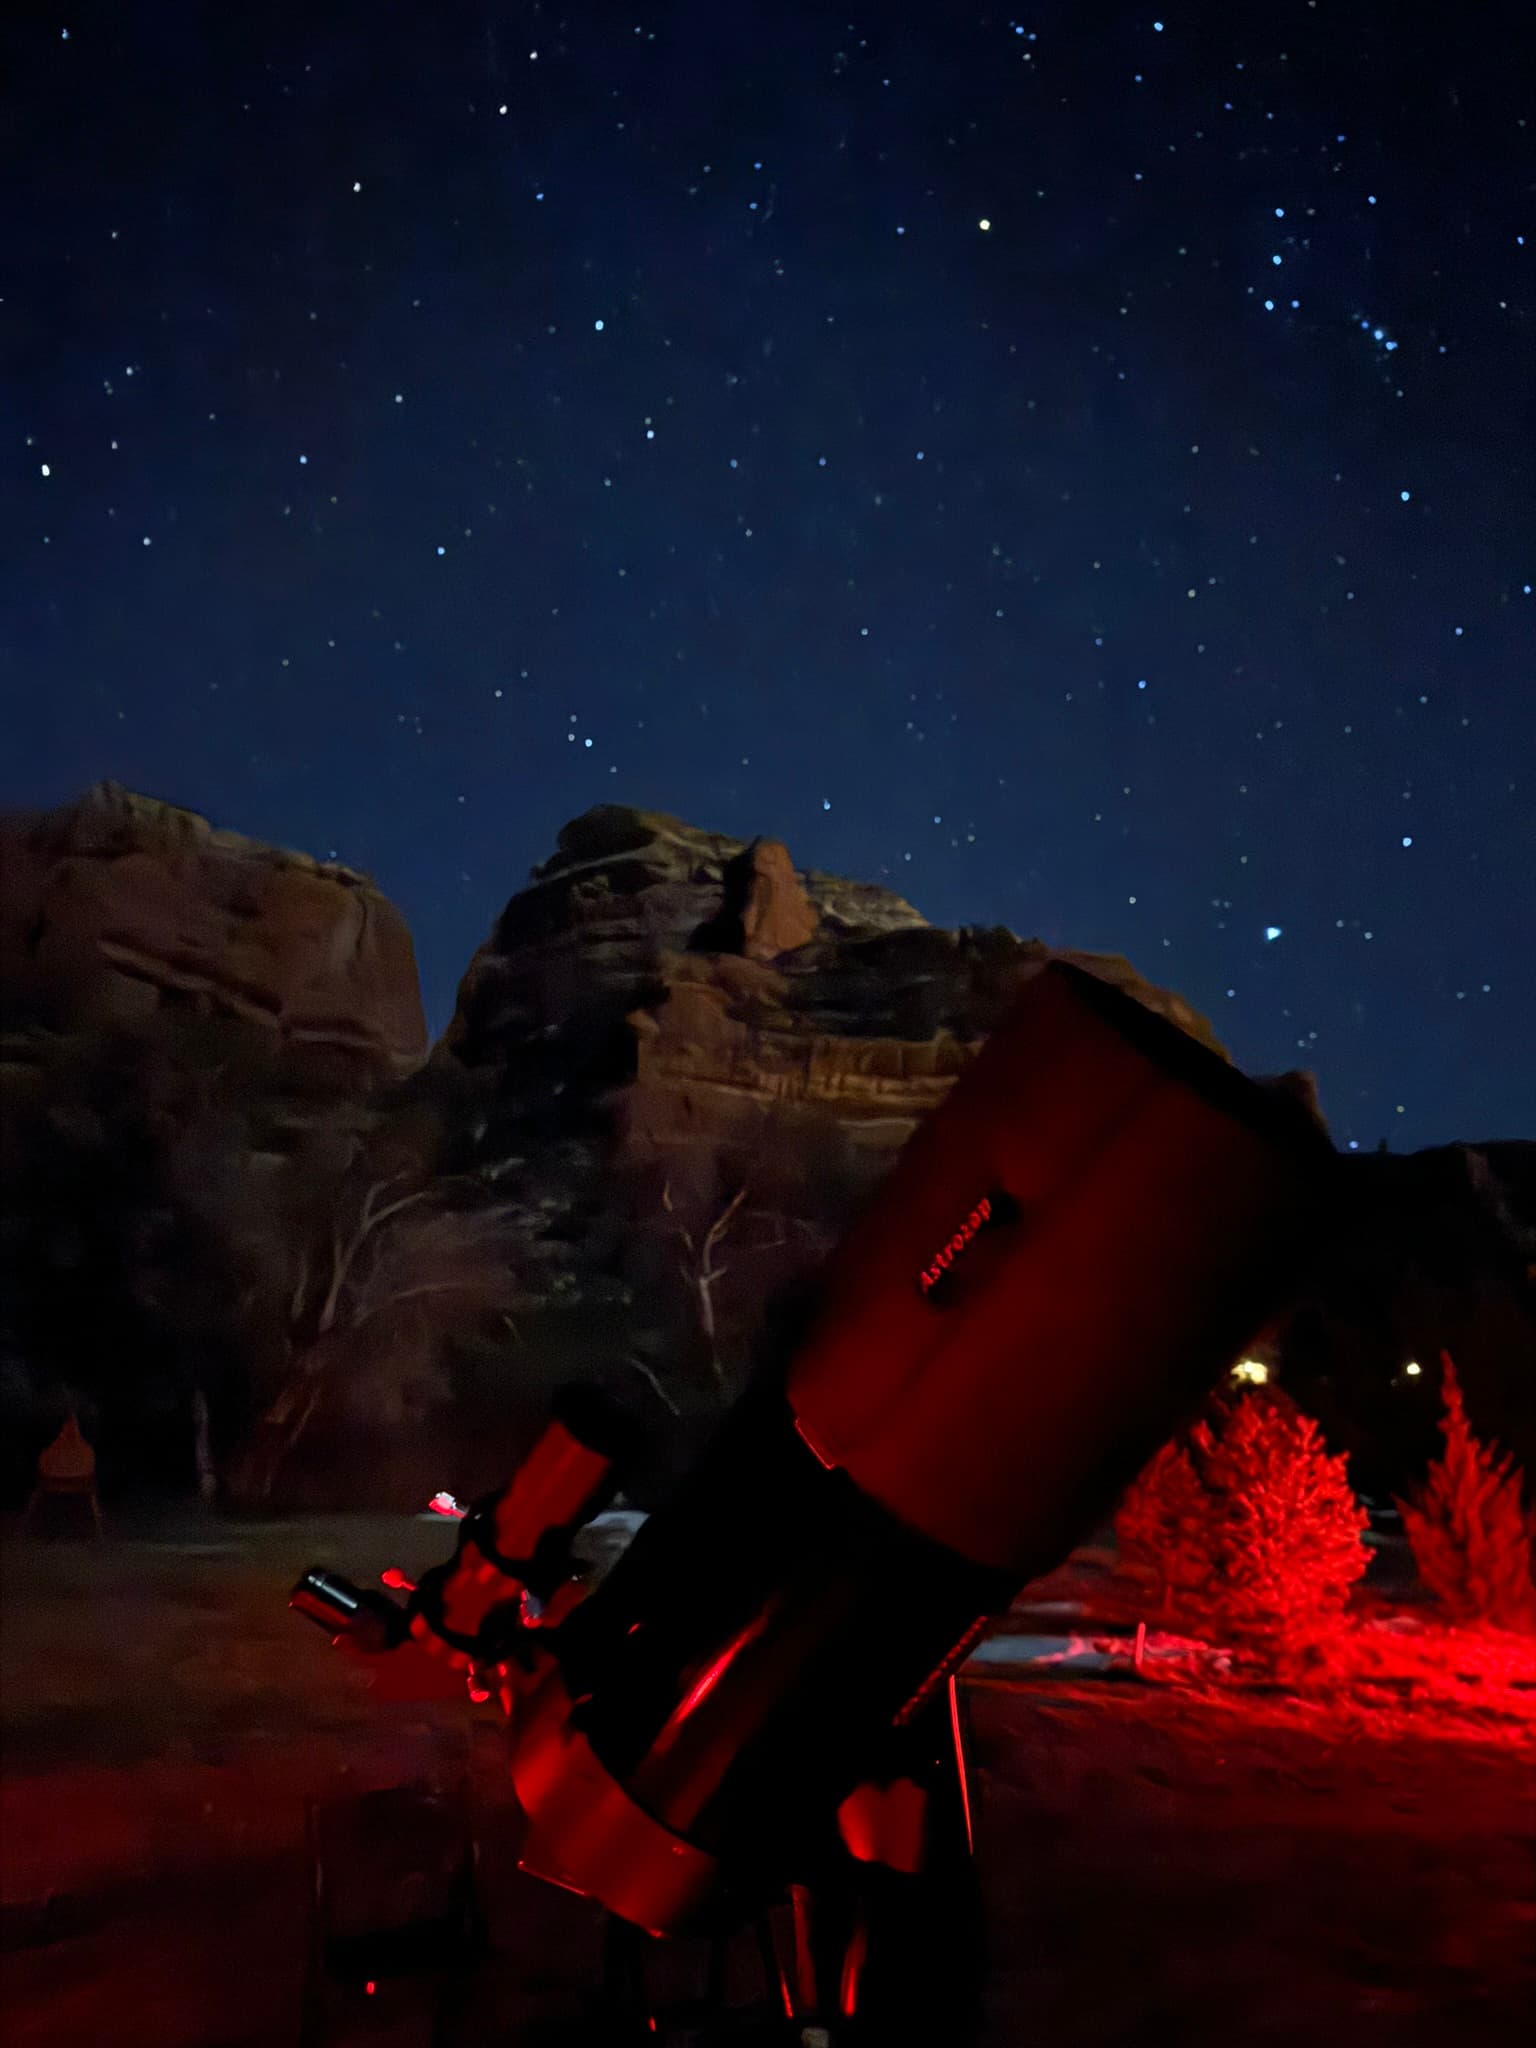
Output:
1115 1386 1369 1657
1397 1353 1536 1633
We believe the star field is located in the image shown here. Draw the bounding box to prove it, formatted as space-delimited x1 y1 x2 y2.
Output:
4 1 1533 1147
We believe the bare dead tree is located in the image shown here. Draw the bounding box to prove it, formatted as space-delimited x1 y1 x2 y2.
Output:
235 1171 525 1501
723 1211 839 1263
625 1351 682 1418
658 1179 842 1394
295 1173 436 1343
661 1180 751 1388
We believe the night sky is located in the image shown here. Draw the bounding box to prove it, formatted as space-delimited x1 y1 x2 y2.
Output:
4 2 1533 1150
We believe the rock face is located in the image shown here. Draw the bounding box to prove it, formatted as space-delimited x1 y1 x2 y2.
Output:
0 785 432 1509
445 802 1220 1081
442 806 1225 1169
3 788 1527 1508
1 783 427 1089
440 805 1536 1490
437 804 1229 1390
737 838 820 960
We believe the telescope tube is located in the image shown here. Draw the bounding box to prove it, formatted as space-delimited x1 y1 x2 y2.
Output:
506 961 1336 1934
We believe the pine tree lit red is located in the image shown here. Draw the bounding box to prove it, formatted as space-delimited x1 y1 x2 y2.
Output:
1397 1352 1536 1633
1115 1386 1370 1656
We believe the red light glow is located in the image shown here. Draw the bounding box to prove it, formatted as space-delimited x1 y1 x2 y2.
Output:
948 1670 975 1857
839 1918 870 2017
679 1635 749 1719
794 1414 836 1469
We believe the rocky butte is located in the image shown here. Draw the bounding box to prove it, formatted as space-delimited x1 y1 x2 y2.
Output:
0 788 1528 1500
1 782 427 1097
435 804 1532 1479
433 804 1247 1398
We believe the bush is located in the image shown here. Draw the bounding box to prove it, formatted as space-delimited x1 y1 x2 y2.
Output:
1397 1353 1536 1633
1115 1386 1370 1657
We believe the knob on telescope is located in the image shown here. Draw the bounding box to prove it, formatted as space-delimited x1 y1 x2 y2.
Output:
290 1567 410 1655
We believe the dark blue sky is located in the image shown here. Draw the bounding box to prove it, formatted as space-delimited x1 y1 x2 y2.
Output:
4 1 1533 1149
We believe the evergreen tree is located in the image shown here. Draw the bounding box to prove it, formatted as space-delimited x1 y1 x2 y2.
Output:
1116 1387 1370 1655
1397 1353 1536 1632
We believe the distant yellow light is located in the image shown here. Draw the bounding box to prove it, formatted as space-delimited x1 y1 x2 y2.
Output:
1405 1360 1422 1377
978 217 992 231
1231 1358 1270 1385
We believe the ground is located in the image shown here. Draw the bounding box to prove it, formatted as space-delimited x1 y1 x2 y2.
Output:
1 1514 1532 2046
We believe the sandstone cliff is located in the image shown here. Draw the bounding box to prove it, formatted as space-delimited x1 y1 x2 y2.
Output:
0 786 1527 1507
437 805 1532 1481
442 802 1223 1149
0 785 436 1507
435 804 1231 1391
1 783 427 1090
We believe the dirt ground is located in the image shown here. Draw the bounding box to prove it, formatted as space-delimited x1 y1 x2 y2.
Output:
1 1514 1532 2047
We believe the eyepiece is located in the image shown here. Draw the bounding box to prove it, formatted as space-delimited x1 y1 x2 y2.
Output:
291 1567 409 1653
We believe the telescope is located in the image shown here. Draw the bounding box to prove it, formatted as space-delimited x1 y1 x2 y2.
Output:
293 961 1335 2040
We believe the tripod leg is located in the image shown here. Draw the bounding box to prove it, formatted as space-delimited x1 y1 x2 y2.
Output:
837 1904 871 2025
824 1698 988 2045
787 1883 821 2017
756 1909 793 2022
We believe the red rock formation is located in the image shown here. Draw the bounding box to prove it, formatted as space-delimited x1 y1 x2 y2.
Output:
1 783 427 1088
736 838 820 959
444 803 1220 1084
437 805 1230 1382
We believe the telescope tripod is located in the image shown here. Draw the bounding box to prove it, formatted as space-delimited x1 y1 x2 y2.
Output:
592 1681 985 2048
